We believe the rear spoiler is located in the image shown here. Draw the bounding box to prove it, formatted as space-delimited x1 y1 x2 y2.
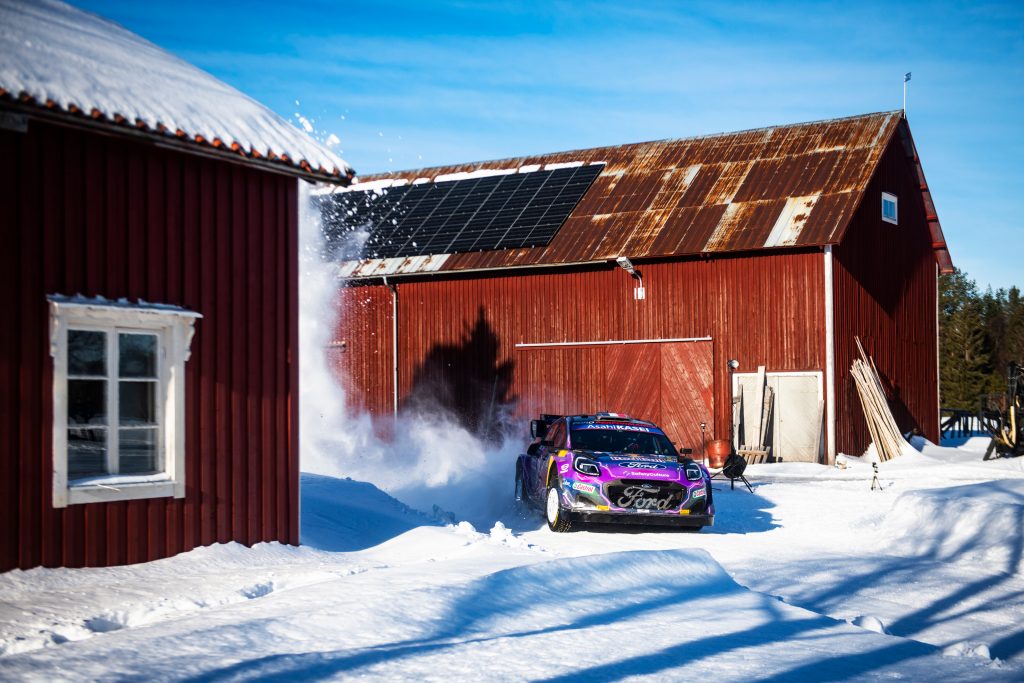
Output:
530 414 562 439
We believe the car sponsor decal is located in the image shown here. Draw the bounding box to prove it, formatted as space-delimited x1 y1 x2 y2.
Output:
619 462 666 470
691 487 706 499
576 423 661 434
571 481 597 494
609 455 665 462
618 470 675 479
615 485 675 510
559 464 569 474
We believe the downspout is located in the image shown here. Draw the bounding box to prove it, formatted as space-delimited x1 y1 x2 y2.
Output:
824 246 837 464
383 276 399 419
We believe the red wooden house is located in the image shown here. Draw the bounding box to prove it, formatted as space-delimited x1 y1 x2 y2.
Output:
1 0 351 570
324 111 951 463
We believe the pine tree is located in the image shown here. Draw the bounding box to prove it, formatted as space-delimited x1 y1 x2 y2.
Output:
939 269 990 409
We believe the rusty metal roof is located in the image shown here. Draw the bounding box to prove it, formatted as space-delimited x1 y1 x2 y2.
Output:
334 111 950 278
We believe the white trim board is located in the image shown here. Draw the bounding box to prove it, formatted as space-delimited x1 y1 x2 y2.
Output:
516 336 711 349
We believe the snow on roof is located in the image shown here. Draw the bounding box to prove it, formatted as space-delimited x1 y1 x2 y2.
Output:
0 0 352 181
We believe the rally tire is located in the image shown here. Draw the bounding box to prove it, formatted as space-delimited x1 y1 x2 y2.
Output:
546 484 574 532
514 467 525 503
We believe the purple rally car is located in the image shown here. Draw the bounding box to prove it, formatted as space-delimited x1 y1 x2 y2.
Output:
515 413 714 532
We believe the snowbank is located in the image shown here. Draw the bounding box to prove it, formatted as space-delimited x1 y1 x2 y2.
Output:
877 480 1024 573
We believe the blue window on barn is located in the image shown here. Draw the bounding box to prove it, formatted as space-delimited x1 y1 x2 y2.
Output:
882 192 898 225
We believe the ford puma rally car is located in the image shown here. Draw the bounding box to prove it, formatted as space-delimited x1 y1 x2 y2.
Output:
515 413 714 532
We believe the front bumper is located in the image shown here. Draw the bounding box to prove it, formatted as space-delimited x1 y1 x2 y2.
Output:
572 510 714 528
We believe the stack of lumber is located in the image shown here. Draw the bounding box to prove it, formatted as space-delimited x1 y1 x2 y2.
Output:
737 366 773 463
851 337 905 462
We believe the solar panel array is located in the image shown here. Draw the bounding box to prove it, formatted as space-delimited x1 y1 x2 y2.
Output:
321 163 604 259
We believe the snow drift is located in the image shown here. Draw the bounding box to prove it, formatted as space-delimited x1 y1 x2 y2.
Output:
877 480 1024 573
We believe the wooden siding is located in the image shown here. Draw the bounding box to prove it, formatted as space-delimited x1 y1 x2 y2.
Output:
515 341 715 452
833 129 940 454
1 120 299 571
337 250 826 447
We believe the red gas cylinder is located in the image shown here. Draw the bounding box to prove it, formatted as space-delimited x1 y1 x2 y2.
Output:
706 439 731 468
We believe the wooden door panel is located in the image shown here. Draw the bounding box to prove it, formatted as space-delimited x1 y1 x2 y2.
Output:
660 341 714 453
604 344 661 424
516 346 603 418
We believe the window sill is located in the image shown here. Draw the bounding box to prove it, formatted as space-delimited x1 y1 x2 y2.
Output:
66 477 182 505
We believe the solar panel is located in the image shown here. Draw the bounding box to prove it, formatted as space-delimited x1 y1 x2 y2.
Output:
320 163 604 259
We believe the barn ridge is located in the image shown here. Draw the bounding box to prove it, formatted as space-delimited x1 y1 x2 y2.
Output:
327 111 951 279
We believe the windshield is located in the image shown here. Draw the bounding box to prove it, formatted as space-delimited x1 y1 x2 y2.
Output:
569 425 677 455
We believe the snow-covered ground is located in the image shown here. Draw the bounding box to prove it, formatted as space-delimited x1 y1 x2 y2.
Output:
4 193 1021 680
3 437 1024 681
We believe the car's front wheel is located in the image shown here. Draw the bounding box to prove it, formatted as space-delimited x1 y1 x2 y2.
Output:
546 484 574 532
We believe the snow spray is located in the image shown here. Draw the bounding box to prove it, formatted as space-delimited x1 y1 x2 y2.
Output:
298 183 521 528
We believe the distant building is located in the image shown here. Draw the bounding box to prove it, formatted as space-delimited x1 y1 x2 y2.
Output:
1 0 352 570
324 111 950 463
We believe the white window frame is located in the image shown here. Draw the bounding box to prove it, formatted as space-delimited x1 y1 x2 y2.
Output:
49 296 200 508
881 191 898 225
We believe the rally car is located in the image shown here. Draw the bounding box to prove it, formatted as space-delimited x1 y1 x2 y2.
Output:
514 413 714 532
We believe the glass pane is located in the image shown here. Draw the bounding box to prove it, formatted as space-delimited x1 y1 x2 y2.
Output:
119 381 157 425
68 428 107 479
119 334 157 378
68 330 106 376
119 428 158 474
68 379 107 426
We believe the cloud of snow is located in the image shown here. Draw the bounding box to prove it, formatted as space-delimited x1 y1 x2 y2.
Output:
298 183 521 528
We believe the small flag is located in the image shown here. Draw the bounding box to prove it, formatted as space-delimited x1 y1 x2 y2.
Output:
905 72 912 82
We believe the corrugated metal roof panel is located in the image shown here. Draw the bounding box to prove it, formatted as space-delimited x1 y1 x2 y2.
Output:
336 111 951 277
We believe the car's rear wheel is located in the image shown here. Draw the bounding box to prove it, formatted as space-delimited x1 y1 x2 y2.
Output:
546 484 574 532
514 467 525 503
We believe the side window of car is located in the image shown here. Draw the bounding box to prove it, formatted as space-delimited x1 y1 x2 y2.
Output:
551 421 567 450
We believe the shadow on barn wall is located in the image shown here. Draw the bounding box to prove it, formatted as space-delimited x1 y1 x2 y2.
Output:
404 308 516 439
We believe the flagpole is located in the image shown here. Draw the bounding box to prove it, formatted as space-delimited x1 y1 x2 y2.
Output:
903 72 911 119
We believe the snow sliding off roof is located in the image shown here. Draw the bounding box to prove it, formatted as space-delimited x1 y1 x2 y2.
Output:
0 0 352 181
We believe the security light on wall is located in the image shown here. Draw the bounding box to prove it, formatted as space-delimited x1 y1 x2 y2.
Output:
615 256 636 276
614 256 645 300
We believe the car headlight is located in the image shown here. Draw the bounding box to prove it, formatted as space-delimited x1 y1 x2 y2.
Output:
685 464 703 481
573 456 601 477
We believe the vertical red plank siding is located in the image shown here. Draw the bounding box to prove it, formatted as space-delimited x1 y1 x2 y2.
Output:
1 120 301 571
833 130 940 455
342 250 825 444
197 163 216 548
286 183 300 546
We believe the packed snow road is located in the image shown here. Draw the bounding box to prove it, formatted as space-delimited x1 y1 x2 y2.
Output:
2 441 1024 681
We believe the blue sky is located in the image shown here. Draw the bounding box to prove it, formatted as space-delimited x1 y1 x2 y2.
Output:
71 0 1022 291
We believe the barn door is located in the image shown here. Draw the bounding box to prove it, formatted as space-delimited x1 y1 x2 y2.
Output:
660 342 714 453
516 340 714 453
734 371 823 462
604 344 661 422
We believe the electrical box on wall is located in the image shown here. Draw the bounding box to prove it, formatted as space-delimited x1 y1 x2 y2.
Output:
635 286 646 300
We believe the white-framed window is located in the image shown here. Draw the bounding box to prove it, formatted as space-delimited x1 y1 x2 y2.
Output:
882 191 898 225
48 296 200 507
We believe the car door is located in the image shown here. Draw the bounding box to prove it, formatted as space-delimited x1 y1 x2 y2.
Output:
531 419 565 500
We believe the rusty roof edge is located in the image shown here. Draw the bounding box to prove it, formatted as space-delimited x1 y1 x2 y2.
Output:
896 119 953 274
335 244 826 282
814 112 904 248
355 110 904 181
336 258 612 282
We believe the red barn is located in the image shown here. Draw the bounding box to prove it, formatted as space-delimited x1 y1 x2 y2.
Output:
1 0 351 570
324 111 951 463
